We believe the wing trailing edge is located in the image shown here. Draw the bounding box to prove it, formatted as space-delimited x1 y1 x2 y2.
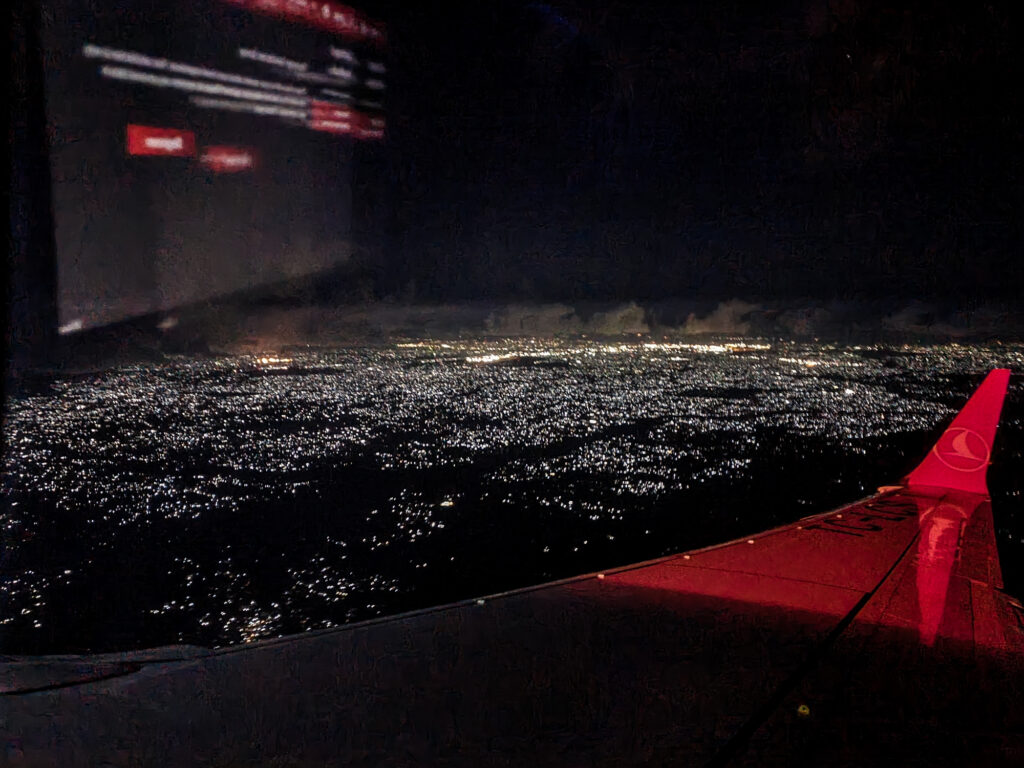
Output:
904 368 1011 496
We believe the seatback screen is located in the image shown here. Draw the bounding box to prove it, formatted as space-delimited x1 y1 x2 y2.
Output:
41 0 386 332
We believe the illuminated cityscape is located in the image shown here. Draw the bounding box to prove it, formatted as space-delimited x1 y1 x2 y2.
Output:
3 339 1022 652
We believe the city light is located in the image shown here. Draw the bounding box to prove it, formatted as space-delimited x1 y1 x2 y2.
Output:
3 340 1022 648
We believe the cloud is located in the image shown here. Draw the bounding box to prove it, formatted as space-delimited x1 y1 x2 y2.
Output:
678 299 759 335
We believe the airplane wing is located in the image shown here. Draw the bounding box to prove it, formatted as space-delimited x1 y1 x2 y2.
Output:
3 370 1022 766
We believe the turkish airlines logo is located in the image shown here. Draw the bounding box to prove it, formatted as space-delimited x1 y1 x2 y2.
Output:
931 427 990 472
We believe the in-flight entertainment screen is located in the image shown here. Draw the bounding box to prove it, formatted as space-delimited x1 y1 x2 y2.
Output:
40 0 386 332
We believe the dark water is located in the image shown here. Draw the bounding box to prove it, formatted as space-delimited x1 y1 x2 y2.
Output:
3 339 1022 653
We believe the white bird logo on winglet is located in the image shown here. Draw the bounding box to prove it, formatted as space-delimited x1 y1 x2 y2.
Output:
933 427 990 472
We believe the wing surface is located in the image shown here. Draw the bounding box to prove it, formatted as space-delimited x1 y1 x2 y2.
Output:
3 371 1021 766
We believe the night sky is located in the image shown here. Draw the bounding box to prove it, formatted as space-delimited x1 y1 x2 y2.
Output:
357 0 1024 304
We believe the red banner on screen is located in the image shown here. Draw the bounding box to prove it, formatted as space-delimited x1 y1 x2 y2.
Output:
309 107 384 139
126 124 196 157
201 146 257 172
311 100 353 121
222 0 386 45
310 116 354 135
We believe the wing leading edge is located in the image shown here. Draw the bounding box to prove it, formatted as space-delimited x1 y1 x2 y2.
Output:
2 370 1021 766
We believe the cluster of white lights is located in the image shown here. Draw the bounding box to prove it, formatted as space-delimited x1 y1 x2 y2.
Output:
3 340 1021 648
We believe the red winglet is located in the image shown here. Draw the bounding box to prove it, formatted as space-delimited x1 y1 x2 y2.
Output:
905 368 1011 495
